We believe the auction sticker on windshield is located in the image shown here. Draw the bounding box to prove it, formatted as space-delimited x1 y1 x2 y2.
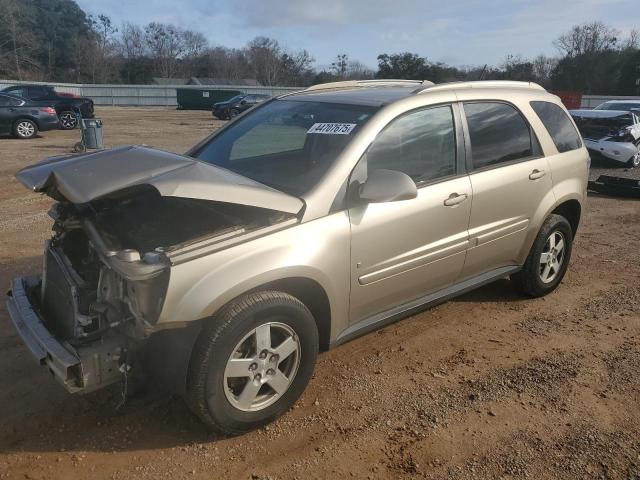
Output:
307 123 357 135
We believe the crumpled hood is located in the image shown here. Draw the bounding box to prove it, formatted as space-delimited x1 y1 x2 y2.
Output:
15 145 304 214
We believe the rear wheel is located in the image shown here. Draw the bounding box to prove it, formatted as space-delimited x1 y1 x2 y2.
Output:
59 110 78 129
511 214 573 297
186 291 318 435
13 119 38 139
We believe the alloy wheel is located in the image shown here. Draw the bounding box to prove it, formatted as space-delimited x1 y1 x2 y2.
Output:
16 121 35 138
539 230 566 284
223 322 301 412
59 112 77 129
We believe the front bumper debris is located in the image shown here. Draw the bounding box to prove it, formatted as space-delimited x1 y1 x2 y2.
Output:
6 276 124 394
588 175 640 199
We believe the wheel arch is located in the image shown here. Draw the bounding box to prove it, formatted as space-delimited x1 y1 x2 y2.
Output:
248 277 332 352
13 115 39 128
148 275 333 395
550 199 581 237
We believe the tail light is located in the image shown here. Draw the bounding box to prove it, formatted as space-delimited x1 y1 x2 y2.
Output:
58 92 79 98
40 107 56 115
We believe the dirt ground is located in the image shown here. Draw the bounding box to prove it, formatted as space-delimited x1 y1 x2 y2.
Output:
1 107 639 480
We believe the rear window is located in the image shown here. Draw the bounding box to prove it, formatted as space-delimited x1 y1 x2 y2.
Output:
530 101 582 153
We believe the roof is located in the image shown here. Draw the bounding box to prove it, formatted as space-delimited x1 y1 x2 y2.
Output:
287 86 421 106
286 79 547 107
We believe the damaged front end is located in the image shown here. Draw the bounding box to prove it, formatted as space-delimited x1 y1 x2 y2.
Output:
570 109 640 165
6 145 302 394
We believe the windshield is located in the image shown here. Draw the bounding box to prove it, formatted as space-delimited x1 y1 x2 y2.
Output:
193 99 377 196
595 102 640 112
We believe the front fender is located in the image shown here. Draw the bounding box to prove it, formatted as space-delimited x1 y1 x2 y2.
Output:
158 212 352 339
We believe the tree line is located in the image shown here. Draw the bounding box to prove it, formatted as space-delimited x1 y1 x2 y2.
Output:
0 0 638 94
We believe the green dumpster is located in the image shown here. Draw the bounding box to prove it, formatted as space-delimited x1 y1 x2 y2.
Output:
176 88 243 110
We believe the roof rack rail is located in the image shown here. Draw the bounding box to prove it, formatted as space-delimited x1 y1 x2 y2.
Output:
416 80 545 94
304 79 434 92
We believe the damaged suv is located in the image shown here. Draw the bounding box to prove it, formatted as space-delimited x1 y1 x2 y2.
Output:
7 80 588 434
570 105 640 168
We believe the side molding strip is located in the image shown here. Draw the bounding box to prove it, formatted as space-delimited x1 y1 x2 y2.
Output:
332 265 521 347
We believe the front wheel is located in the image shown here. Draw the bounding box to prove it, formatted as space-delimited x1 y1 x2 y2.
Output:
59 110 78 129
628 150 640 168
186 291 318 435
13 119 38 139
511 214 573 297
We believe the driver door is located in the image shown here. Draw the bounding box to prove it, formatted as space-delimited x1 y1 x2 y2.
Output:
348 104 472 325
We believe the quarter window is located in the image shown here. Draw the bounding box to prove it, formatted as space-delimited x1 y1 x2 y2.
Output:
365 105 456 184
463 102 535 169
530 101 582 153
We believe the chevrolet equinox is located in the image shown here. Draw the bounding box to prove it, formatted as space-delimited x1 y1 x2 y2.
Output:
7 80 588 434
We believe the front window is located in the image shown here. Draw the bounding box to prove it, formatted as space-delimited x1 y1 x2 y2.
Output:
194 99 377 196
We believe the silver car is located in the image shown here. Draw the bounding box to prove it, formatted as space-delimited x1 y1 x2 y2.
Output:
7 80 588 434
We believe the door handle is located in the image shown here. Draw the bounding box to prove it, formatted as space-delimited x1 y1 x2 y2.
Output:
529 169 546 180
444 193 468 207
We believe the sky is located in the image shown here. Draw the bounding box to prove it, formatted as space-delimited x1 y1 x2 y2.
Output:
75 0 638 69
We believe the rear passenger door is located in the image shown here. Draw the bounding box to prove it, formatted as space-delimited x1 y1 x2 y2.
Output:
459 101 553 280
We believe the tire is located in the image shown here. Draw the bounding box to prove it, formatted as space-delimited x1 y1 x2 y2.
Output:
13 119 38 139
59 110 78 130
627 151 640 168
228 109 239 119
186 290 319 435
511 214 573 298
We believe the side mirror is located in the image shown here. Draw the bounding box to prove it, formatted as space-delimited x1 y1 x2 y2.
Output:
358 169 417 203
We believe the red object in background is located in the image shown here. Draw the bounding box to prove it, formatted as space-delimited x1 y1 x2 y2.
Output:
551 91 583 109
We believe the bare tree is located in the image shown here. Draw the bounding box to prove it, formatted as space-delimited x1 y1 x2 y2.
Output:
331 54 349 79
247 37 282 86
84 14 118 83
554 21 619 57
0 0 38 80
144 22 185 78
531 55 557 86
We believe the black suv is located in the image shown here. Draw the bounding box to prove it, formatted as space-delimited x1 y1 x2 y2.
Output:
212 94 271 120
0 84 94 130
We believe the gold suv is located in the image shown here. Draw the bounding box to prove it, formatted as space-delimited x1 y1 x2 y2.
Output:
7 80 588 434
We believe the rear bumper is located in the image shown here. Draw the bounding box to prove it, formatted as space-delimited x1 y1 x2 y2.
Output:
38 117 60 132
6 276 123 394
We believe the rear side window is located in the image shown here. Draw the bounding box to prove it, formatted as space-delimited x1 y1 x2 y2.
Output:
530 101 582 153
463 102 536 169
